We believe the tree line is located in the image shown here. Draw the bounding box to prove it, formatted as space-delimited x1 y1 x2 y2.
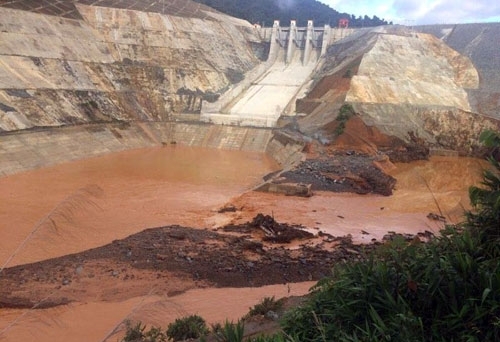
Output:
193 0 390 27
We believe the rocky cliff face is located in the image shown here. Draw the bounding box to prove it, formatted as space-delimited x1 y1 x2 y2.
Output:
346 33 478 110
0 0 261 131
297 26 500 155
417 23 500 118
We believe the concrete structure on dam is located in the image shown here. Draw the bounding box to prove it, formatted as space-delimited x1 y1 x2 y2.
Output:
200 21 354 127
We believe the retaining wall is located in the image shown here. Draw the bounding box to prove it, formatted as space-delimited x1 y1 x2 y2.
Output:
0 122 305 177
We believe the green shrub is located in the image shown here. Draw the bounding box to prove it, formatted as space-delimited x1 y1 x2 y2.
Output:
122 321 146 342
166 315 208 341
334 104 355 136
122 321 167 342
247 296 284 317
213 320 245 342
282 230 500 341
467 129 500 256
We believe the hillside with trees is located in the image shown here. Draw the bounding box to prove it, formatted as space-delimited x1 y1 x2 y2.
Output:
193 0 390 27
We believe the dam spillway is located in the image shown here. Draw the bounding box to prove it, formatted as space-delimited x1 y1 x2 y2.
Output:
200 20 355 127
0 6 350 176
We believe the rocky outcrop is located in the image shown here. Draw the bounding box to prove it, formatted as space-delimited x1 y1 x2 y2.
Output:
0 0 261 131
417 23 500 118
346 33 478 110
297 26 500 155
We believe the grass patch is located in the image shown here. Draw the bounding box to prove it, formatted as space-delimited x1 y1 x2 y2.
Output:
166 315 209 341
247 296 285 317
334 104 355 136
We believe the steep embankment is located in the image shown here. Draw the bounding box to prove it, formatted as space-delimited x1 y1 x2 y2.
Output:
297 26 500 155
0 122 283 176
417 23 500 118
0 0 260 132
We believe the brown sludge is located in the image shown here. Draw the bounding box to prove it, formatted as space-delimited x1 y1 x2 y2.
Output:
0 146 485 342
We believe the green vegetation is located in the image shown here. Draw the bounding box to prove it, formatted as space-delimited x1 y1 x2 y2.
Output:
192 0 389 27
281 230 500 341
166 315 209 341
213 320 245 342
122 321 167 342
467 129 500 255
122 130 500 342
334 104 355 136
247 296 285 317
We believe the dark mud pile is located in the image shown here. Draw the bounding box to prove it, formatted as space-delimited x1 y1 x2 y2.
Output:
222 213 314 243
277 154 397 196
0 216 379 309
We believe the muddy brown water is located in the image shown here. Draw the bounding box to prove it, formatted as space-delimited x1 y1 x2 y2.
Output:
0 146 279 268
0 147 487 342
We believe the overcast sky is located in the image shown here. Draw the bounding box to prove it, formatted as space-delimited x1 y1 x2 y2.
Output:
323 0 500 25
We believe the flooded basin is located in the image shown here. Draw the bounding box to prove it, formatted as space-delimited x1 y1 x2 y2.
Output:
0 150 487 342
0 145 279 267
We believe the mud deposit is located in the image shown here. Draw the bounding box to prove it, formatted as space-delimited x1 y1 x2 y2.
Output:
277 154 397 196
0 147 487 342
0 215 374 309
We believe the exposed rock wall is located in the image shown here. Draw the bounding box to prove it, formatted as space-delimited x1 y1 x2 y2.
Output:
299 25 499 153
344 29 500 152
0 122 276 176
417 23 500 118
0 2 261 131
346 32 478 110
354 104 500 154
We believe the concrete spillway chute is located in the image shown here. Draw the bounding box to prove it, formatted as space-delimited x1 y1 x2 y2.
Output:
200 21 355 127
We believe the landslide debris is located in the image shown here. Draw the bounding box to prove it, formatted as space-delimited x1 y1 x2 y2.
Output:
221 213 314 243
272 154 397 196
0 217 378 309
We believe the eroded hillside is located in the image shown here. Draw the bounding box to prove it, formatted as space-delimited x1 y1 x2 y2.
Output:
418 23 500 118
0 0 261 131
297 26 500 155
